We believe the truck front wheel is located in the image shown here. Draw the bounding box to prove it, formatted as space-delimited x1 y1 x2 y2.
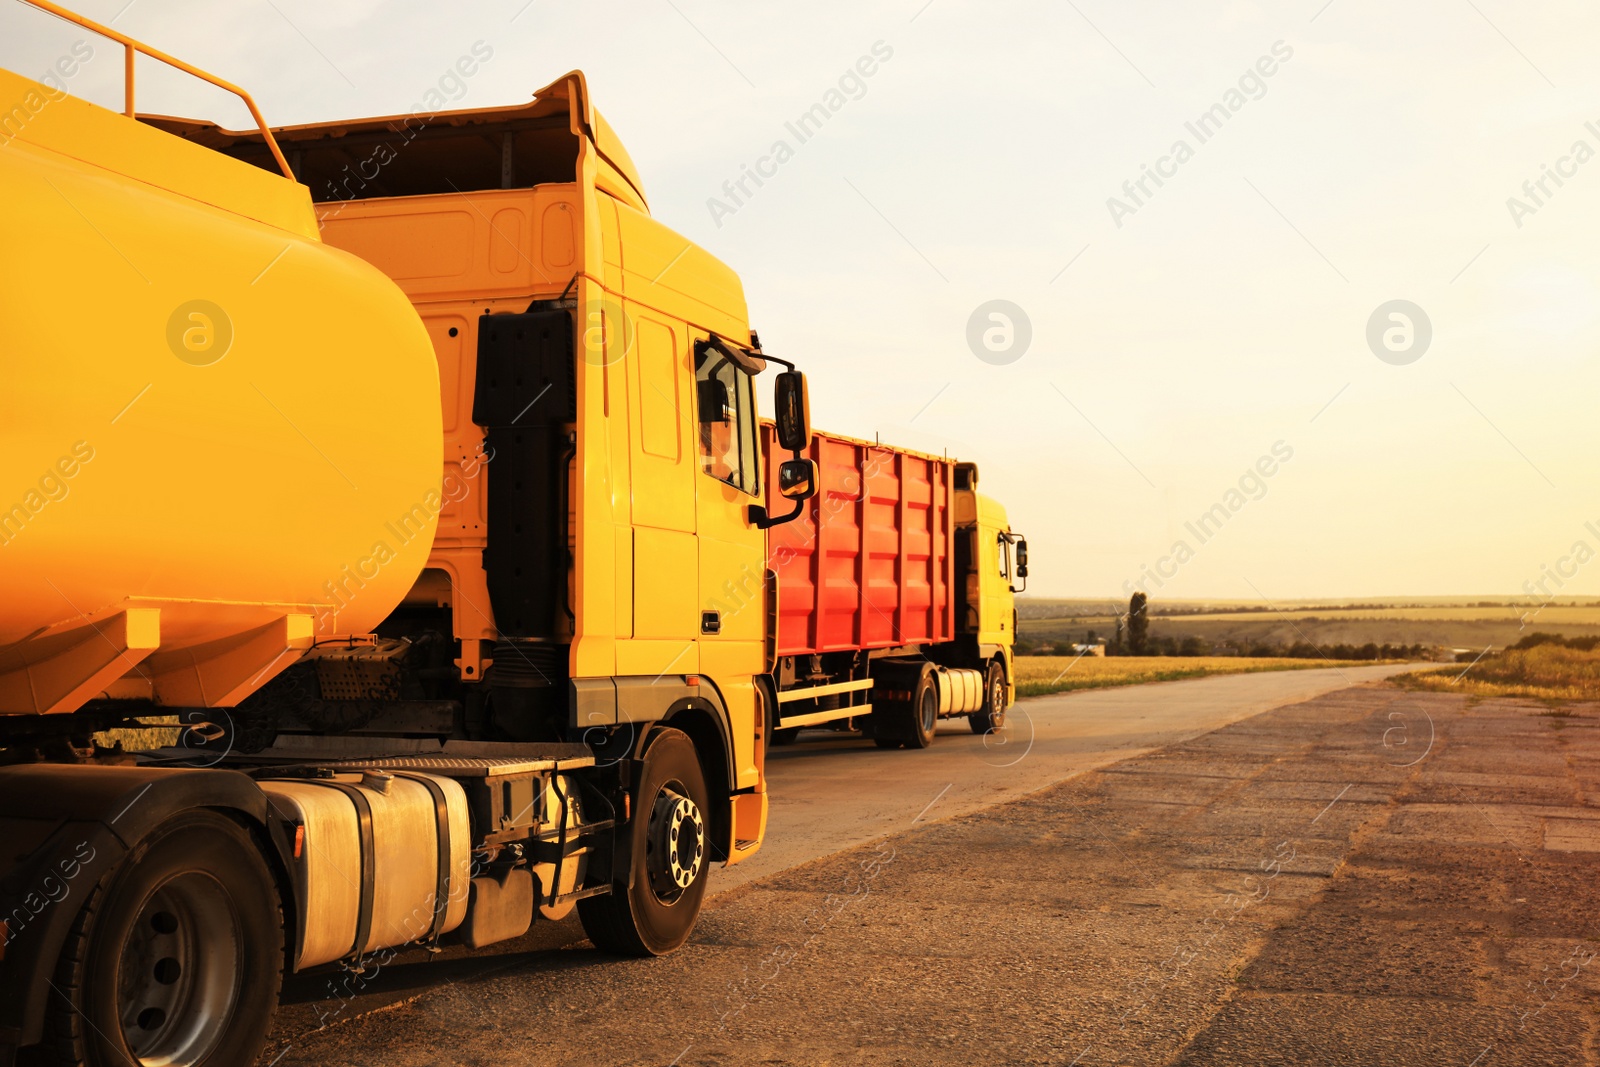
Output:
579 727 711 956
45 810 283 1067
969 659 1008 734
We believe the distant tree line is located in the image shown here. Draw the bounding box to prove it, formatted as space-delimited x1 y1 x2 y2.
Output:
1010 592 1427 661
1020 598 1600 621
1507 632 1600 652
1448 632 1600 663
1015 635 1426 661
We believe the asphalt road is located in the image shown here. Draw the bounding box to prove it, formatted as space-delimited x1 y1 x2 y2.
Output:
735 662 1420 893
264 670 1600 1066
257 661 1418 1060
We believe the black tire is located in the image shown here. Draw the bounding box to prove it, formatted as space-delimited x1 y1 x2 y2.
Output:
869 668 938 749
764 686 801 747
903 672 938 749
969 659 1008 734
579 727 711 956
45 810 283 1067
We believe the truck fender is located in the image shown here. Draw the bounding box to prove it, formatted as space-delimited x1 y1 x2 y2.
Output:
661 692 736 864
0 764 271 1052
978 643 1012 683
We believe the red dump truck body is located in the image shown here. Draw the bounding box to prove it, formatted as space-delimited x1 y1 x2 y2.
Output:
763 424 955 658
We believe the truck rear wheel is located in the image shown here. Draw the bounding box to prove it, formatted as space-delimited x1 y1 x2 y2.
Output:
45 810 283 1067
579 727 711 956
871 668 938 749
969 659 1008 734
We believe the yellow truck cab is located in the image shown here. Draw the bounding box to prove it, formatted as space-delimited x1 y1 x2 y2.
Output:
163 68 813 939
954 463 1027 719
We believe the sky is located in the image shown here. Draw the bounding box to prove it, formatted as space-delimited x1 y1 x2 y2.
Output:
6 0 1599 601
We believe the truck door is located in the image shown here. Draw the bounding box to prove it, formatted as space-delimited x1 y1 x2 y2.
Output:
983 527 1013 645
692 339 765 789
621 306 699 678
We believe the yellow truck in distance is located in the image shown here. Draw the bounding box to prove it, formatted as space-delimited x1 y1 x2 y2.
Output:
0 5 1026 1065
763 433 1028 748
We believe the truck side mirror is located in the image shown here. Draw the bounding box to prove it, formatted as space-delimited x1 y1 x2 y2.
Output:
749 458 816 528
777 458 817 501
774 371 811 452
1015 538 1029 578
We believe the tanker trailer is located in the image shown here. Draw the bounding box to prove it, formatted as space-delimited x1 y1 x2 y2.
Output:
0 3 439 1062
0 11 442 733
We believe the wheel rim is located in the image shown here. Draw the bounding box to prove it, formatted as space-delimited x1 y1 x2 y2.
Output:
117 872 242 1066
920 687 937 735
990 674 1006 728
646 783 705 904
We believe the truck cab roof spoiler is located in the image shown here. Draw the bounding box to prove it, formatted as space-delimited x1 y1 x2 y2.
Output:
138 69 650 213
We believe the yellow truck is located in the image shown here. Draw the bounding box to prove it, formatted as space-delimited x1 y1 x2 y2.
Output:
0 5 826 1063
762 434 1029 748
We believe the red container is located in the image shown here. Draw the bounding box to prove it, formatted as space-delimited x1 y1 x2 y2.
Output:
763 425 954 657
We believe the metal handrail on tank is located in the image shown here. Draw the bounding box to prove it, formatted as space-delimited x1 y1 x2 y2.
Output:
15 0 295 179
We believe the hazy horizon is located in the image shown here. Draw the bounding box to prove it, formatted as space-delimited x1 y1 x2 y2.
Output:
1016 594 1600 603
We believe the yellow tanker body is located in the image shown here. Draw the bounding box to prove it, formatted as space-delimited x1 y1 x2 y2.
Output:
0 9 441 718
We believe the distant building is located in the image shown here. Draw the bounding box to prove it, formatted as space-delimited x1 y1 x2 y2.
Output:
1070 643 1106 657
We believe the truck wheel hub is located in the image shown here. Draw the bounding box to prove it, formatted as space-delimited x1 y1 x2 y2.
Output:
118 873 241 1066
648 787 705 898
989 678 1006 728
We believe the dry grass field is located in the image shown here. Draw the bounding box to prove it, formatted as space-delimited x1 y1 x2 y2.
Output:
1020 601 1600 654
1017 596 1600 619
1012 655 1392 698
94 718 180 753
1391 642 1600 702
1174 606 1600 624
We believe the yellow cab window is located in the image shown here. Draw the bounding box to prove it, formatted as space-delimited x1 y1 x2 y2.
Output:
694 343 759 496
